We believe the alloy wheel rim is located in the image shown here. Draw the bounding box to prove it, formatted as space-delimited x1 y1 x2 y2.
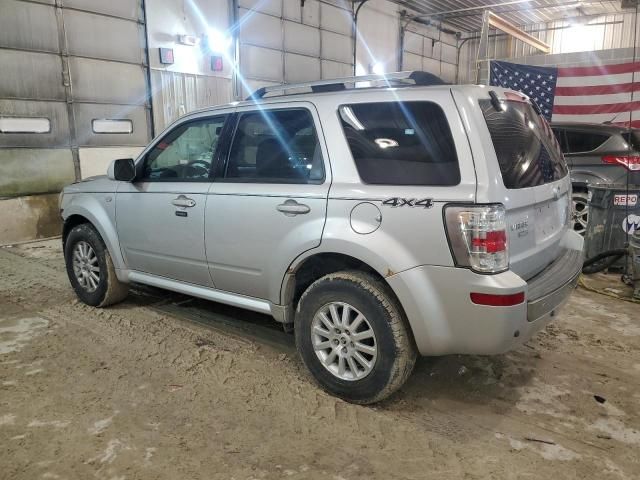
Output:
72 241 100 292
572 193 589 235
311 302 377 381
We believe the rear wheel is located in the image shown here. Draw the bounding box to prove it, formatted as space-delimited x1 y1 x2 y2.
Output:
295 271 416 404
64 223 128 307
572 189 589 235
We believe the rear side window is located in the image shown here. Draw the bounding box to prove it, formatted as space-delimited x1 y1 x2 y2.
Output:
621 131 640 151
564 130 609 153
480 99 568 189
338 102 460 186
224 108 324 184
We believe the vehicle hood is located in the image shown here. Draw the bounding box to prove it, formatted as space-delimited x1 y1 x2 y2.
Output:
63 175 117 194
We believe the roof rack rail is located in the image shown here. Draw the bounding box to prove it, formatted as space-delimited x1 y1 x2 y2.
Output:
246 71 447 101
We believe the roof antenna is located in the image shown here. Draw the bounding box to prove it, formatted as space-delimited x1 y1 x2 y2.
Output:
602 111 625 125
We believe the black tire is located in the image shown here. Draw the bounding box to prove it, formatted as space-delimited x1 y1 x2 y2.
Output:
64 223 128 307
295 271 417 404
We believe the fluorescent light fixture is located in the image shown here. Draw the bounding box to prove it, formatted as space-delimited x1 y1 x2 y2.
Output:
206 29 232 53
0 117 50 133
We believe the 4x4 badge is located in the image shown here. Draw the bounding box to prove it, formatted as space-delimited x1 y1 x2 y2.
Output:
382 198 433 209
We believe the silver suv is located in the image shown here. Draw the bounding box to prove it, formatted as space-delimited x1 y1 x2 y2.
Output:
60 72 584 404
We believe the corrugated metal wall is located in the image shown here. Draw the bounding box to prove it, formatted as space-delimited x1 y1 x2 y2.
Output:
0 0 152 243
145 0 233 132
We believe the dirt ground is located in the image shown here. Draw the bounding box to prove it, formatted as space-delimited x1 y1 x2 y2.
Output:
1 240 639 480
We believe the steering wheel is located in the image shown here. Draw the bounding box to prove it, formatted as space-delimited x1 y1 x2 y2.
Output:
184 160 210 178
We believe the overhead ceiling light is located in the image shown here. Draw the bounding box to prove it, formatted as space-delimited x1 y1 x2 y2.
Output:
372 62 385 75
204 29 232 53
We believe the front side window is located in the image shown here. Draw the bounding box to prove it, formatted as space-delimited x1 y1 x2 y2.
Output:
338 101 460 186
139 116 226 181
224 108 324 184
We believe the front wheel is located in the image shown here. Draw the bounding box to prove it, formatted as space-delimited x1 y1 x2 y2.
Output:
64 223 128 307
295 271 416 404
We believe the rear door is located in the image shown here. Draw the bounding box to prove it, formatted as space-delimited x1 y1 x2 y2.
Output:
205 103 330 303
477 94 571 279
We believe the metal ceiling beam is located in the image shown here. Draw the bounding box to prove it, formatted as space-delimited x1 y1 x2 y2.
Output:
486 11 551 52
441 0 619 20
390 0 621 32
408 0 532 19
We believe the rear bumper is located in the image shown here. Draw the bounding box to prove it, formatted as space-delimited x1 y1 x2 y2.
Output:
527 248 582 322
387 230 584 356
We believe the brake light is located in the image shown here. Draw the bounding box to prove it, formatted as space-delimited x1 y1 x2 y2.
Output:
444 204 509 273
602 155 640 171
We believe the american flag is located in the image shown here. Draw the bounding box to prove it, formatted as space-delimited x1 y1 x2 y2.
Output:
490 60 640 127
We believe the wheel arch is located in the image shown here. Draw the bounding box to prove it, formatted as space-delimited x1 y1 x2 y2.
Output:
570 170 609 190
278 249 410 332
62 202 126 272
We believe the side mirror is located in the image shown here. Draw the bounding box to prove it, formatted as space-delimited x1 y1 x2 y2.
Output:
107 158 136 182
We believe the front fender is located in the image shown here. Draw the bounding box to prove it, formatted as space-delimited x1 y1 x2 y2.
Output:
62 193 127 276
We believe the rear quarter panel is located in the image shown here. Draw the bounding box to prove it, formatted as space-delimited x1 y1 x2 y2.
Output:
289 87 477 277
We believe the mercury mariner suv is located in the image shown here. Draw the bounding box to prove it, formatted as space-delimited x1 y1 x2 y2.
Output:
60 72 584 404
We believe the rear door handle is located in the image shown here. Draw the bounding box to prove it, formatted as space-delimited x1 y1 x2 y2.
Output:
276 199 310 216
172 195 196 208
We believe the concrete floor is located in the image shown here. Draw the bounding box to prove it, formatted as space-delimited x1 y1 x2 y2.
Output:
1 240 639 480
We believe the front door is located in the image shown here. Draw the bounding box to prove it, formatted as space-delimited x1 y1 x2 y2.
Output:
116 114 228 286
205 104 330 303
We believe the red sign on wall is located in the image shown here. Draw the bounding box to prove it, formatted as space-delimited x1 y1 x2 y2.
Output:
211 56 223 72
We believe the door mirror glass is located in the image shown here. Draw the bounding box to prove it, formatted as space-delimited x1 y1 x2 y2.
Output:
108 158 136 182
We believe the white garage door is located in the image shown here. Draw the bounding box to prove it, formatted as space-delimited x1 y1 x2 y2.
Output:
237 0 354 97
401 29 458 83
0 0 152 191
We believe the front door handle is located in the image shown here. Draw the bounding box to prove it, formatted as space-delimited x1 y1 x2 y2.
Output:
172 195 196 208
276 199 310 216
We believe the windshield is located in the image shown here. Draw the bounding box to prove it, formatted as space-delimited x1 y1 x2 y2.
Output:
480 99 568 189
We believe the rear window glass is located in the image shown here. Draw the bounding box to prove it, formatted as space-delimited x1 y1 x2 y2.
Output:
621 131 640 151
338 102 460 186
480 99 568 189
564 130 609 153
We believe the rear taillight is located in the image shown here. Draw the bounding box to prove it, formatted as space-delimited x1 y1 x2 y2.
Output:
602 155 640 171
444 204 509 273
